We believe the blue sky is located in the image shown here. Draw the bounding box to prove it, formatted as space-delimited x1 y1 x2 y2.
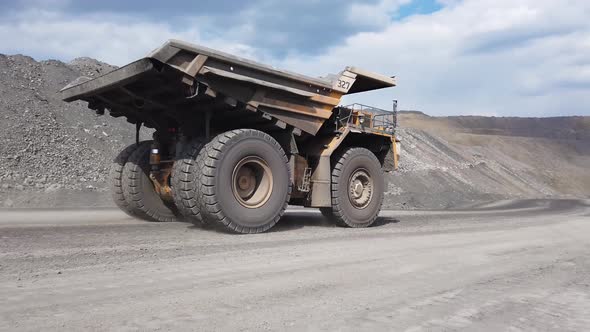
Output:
1 0 589 117
397 0 442 17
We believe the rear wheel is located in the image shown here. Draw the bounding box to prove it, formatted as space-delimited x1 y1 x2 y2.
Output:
110 142 150 218
122 142 179 222
196 129 291 233
171 137 207 224
328 147 384 228
319 207 334 218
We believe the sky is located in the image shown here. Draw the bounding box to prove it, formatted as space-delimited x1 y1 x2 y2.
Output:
0 0 589 117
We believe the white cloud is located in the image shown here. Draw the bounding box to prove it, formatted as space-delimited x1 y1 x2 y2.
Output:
278 0 590 116
347 0 412 29
1 0 589 117
0 9 259 65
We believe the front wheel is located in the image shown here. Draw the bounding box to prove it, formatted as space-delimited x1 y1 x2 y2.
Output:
328 147 384 228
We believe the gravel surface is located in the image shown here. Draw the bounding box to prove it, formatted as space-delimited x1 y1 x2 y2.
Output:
0 54 154 208
1 199 589 331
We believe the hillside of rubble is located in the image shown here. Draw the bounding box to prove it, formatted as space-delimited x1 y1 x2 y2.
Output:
0 53 589 208
384 112 590 209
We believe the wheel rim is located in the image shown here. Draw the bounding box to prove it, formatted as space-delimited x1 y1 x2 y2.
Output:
348 168 373 209
232 156 273 209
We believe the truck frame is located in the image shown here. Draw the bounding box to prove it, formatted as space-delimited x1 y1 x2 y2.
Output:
60 39 399 233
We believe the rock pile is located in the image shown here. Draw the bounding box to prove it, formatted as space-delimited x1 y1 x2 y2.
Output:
0 54 137 198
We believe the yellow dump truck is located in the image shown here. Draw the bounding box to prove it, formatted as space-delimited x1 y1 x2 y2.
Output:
60 39 400 233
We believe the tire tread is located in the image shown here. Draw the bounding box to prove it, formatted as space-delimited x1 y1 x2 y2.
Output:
196 129 291 233
110 142 150 218
171 137 207 224
122 142 178 222
329 147 384 228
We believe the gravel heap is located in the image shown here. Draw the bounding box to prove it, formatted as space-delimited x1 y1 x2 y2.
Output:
67 57 118 78
0 54 138 197
383 123 590 210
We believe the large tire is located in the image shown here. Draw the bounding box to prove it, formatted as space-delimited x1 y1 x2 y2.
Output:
196 129 291 234
122 142 179 222
170 137 207 224
329 147 384 228
319 207 334 218
109 142 150 217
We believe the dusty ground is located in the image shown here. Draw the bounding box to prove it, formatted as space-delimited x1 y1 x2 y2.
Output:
1 199 589 331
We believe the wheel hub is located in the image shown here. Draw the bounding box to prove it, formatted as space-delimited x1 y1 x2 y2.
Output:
348 169 373 209
232 156 273 209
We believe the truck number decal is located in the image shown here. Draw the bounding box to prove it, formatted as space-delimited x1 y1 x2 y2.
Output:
337 79 351 90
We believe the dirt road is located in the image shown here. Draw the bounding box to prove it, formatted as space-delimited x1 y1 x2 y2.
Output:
1 200 589 331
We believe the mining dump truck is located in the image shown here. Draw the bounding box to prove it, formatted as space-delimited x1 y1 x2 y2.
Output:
60 40 400 233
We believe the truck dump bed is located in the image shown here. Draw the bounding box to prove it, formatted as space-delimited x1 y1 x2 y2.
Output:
60 39 395 135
